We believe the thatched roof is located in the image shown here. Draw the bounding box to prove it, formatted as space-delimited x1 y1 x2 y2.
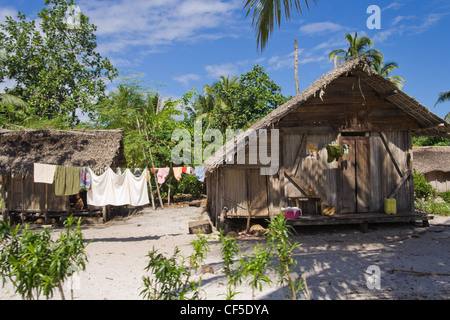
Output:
413 146 450 174
0 129 126 175
204 58 450 173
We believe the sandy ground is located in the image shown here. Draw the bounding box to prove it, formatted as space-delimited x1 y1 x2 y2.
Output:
1 206 449 300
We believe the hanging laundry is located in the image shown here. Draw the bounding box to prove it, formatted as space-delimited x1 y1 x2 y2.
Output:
156 168 170 184
173 167 183 181
86 168 150 207
194 166 205 182
33 163 56 184
80 167 91 191
326 145 343 163
54 166 82 196
182 167 192 174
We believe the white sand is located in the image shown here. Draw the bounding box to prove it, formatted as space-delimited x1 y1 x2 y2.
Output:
1 206 449 300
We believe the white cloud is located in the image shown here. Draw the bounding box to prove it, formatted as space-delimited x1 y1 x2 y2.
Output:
409 13 447 34
299 21 347 35
267 51 295 71
78 0 242 55
205 63 240 79
0 7 17 24
382 1 404 11
173 73 200 86
391 15 415 26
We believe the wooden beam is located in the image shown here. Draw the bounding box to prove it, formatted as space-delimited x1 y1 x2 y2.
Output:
282 168 307 196
379 131 404 178
290 133 307 177
388 171 411 198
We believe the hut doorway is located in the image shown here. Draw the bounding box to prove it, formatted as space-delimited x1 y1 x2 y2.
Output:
340 136 370 213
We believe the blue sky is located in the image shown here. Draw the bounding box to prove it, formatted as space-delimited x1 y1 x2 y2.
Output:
1 0 449 120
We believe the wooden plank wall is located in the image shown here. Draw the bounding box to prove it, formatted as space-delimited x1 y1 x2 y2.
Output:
9 175 68 212
282 131 340 209
369 131 413 213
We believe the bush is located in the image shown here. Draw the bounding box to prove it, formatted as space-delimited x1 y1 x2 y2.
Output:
441 191 450 203
414 171 435 199
0 216 89 300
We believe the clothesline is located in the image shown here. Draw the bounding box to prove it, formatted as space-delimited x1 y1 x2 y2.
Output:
33 163 150 207
151 166 205 184
32 163 206 208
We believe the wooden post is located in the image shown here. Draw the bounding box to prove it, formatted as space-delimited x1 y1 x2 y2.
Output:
245 170 252 233
45 183 49 223
21 175 25 224
295 39 300 96
135 113 156 210
1 174 9 222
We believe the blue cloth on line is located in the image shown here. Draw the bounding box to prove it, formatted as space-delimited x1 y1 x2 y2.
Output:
194 166 205 182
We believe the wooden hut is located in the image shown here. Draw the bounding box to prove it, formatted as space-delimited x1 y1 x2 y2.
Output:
0 129 126 221
204 58 450 230
413 146 450 193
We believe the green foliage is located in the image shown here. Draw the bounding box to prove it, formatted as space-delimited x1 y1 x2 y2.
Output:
412 136 450 146
218 229 241 300
187 65 289 132
189 233 210 272
239 243 272 299
140 239 208 300
415 199 450 216
232 65 290 129
0 216 88 300
414 170 436 200
174 174 205 198
0 0 117 127
244 0 317 51
441 191 450 203
265 212 303 300
328 32 383 67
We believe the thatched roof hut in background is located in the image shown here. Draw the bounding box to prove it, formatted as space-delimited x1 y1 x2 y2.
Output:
0 129 127 219
413 146 450 192
0 129 126 176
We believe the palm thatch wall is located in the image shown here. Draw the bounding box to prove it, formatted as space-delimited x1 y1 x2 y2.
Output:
0 129 126 215
0 129 126 175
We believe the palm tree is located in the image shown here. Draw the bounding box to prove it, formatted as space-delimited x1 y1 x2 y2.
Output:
0 93 29 108
328 32 383 68
435 91 450 106
202 76 239 131
244 0 317 51
373 61 406 90
435 91 450 123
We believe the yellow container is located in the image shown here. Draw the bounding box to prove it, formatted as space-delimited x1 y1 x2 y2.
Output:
322 205 335 216
384 198 397 215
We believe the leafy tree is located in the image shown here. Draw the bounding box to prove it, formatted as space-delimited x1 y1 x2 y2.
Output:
231 65 289 129
187 65 289 131
0 0 117 127
244 0 317 51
